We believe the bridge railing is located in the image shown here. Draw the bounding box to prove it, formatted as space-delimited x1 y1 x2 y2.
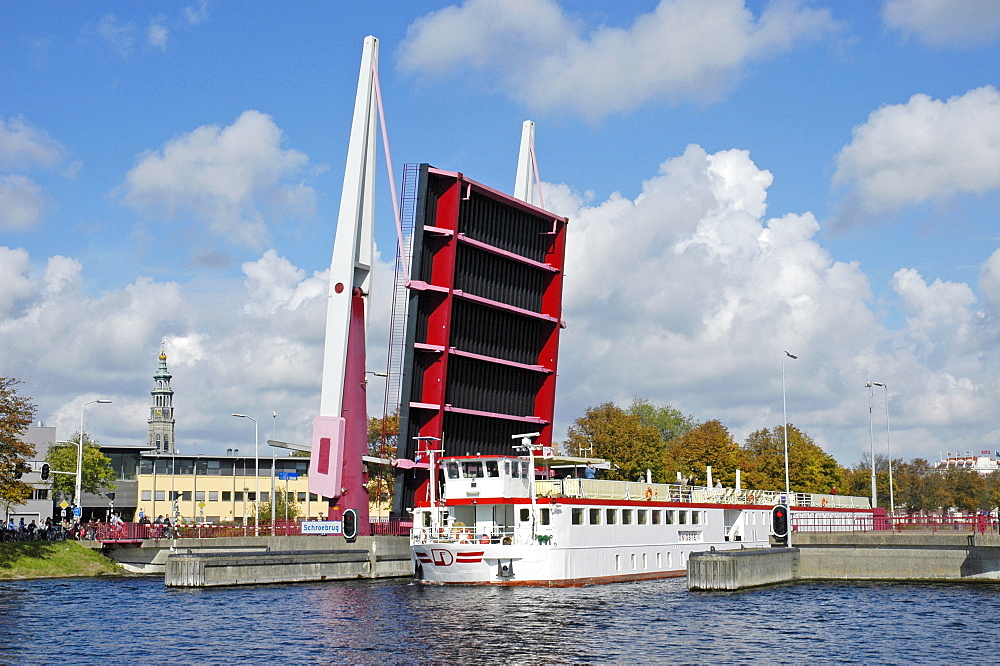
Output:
89 518 413 541
793 512 999 534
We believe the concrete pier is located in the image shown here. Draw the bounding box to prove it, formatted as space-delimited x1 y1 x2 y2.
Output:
688 532 1000 590
688 548 797 591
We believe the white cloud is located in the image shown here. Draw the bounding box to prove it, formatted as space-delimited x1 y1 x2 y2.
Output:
148 16 169 51
184 1 209 27
834 86 1000 217
883 0 1000 48
119 110 316 249
400 0 838 120
98 14 135 59
0 117 65 171
0 175 47 231
542 144 998 462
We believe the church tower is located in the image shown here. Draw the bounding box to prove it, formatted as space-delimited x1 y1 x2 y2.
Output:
147 349 176 453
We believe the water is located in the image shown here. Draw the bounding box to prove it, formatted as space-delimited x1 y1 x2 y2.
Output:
2 576 999 664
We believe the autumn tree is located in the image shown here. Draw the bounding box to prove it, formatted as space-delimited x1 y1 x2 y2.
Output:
0 377 37 518
667 420 739 486
564 403 667 482
367 412 399 506
626 398 697 445
742 425 844 494
45 432 116 504
257 485 302 522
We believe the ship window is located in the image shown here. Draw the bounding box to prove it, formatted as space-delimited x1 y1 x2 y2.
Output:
615 554 621 572
539 508 550 525
622 509 633 525
656 552 662 568
463 462 484 478
642 553 647 569
606 509 617 525
422 512 431 527
589 508 601 525
572 508 584 525
521 462 530 478
447 463 460 479
485 461 500 477
679 511 688 525
630 553 636 570
511 462 520 478
692 511 701 525
638 510 648 525
666 510 674 524
520 508 530 522
652 510 661 525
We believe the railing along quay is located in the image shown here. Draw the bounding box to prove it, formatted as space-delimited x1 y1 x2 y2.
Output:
80 518 413 543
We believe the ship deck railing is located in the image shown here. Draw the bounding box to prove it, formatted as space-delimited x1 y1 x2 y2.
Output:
535 479 871 510
412 525 528 546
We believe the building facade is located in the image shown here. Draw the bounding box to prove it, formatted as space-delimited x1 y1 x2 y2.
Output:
147 350 176 453
7 425 57 525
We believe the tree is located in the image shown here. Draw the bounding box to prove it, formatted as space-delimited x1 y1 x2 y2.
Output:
742 425 844 494
45 432 116 503
0 377 37 518
367 412 399 506
667 420 739 486
625 398 697 444
564 403 667 482
257 484 302 522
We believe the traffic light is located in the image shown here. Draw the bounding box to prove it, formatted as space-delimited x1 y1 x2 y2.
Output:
41 464 50 480
772 504 789 543
342 508 358 542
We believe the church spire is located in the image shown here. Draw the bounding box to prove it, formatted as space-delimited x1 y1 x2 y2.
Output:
148 347 176 453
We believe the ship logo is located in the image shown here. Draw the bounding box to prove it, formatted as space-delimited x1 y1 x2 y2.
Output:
431 549 454 566
414 549 484 566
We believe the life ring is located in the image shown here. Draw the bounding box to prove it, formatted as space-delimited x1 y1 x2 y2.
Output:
479 535 491 544
747 493 755 504
645 487 654 501
821 498 828 507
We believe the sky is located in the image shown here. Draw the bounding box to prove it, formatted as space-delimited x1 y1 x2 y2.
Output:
2 0 999 471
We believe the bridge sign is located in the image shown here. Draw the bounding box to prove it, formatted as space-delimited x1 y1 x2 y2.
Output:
278 472 299 481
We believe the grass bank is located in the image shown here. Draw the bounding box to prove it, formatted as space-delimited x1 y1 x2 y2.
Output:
0 540 123 579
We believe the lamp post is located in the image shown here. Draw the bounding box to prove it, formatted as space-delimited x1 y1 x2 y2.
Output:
865 382 877 509
271 411 277 533
232 413 259 535
78 399 112 518
873 382 893 514
781 351 796 548
781 352 797 498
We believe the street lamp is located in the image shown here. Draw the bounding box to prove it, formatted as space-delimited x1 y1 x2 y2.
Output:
78 399 112 518
873 382 893 514
271 411 277 531
865 382 878 509
232 413 259 535
781 351 797 499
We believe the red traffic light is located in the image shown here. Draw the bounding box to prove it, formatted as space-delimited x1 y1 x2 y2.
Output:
772 504 789 539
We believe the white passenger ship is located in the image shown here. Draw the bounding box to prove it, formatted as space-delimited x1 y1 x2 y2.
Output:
410 452 872 586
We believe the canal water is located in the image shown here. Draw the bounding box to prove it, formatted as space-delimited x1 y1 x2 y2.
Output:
2 576 999 663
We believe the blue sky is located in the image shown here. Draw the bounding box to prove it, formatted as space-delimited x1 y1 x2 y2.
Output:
2 0 999 474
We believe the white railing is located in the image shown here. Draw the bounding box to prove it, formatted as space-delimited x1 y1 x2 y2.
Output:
535 479 870 510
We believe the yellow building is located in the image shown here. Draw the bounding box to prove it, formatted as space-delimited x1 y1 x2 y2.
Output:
136 453 331 524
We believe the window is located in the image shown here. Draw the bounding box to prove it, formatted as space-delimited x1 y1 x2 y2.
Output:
606 509 617 525
622 509 633 525
463 462 484 478
630 553 636 570
642 553 648 569
209 491 218 502
141 490 152 501
656 552 662 568
521 462 530 478
679 510 688 525
511 462 520 478
638 510 648 525
32 489 48 500
652 510 661 525
666 510 674 524
447 463 460 479
235 492 244 502
261 492 269 502
309 493 318 501
589 508 601 525
298 492 307 502
520 508 530 522
195 491 205 502
692 511 701 525
572 508 584 525
222 491 231 502
182 491 192 501
485 460 500 477
155 490 165 501
615 554 621 572
539 508 551 525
